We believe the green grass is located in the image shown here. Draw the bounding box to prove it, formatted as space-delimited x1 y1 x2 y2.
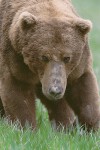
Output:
0 0 100 149
0 116 100 150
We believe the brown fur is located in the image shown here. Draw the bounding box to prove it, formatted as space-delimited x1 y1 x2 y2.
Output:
0 0 100 131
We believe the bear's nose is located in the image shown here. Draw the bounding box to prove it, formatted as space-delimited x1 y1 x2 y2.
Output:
49 87 63 97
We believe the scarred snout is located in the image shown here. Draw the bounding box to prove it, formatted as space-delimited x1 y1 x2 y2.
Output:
41 61 67 100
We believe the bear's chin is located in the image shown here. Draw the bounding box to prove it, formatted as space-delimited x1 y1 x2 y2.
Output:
45 94 64 101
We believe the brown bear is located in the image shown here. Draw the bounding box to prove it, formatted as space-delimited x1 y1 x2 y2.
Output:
0 0 100 131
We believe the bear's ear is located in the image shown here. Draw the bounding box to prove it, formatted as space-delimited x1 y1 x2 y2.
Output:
75 19 92 34
19 11 37 31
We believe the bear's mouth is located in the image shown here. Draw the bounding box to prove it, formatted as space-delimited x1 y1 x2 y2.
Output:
45 91 64 101
48 95 63 101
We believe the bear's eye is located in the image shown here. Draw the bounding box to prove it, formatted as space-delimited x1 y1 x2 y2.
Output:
63 57 70 63
42 55 49 63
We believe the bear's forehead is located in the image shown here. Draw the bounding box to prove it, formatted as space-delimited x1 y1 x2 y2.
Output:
34 20 76 40
26 19 82 54
31 21 81 50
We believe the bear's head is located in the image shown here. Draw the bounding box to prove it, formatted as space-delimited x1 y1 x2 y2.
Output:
9 11 92 100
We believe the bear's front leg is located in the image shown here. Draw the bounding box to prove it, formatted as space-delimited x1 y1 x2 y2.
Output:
1 75 36 128
66 71 100 131
40 98 75 130
48 100 76 130
0 97 5 117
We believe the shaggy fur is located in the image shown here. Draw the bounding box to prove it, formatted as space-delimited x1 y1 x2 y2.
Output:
0 0 100 131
